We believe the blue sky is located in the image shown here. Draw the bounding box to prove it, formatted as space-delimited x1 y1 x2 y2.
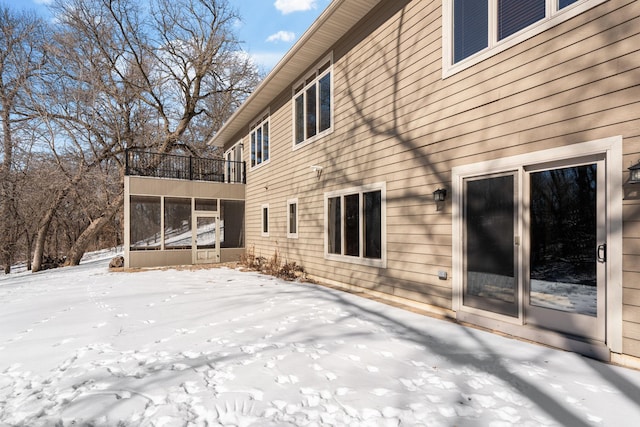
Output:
233 0 331 72
6 0 331 72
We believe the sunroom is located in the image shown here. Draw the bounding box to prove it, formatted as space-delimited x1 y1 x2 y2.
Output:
123 149 245 268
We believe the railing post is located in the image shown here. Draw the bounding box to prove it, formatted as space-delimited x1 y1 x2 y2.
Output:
189 156 193 181
242 161 246 184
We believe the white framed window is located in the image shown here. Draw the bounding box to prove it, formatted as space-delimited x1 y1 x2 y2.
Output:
442 0 607 77
261 204 269 237
250 112 269 168
292 54 333 149
324 183 386 267
287 198 298 239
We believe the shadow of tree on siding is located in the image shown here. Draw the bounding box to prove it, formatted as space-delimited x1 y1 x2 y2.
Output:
296 0 639 425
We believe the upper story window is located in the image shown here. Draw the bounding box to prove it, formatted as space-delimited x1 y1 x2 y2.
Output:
443 0 607 77
250 112 269 168
293 54 333 148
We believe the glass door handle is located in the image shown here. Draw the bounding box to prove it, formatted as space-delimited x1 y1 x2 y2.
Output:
597 243 607 263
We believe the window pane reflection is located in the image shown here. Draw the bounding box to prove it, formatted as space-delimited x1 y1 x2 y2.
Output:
164 197 191 249
130 196 161 250
196 217 216 249
529 164 597 316
345 194 359 256
453 0 489 63
306 85 317 139
464 175 517 317
328 197 341 254
319 73 331 132
498 0 545 41
364 191 381 259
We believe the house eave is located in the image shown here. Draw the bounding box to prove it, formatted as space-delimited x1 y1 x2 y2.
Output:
208 0 381 148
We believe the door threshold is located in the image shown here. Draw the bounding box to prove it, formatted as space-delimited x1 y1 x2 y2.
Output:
456 310 610 362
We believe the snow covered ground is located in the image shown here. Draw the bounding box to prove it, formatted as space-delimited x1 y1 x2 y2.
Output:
2 257 640 426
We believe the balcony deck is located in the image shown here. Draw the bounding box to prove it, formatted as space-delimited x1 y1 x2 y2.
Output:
125 149 245 184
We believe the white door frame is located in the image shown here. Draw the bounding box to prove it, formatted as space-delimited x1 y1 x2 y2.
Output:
192 213 220 264
452 136 623 356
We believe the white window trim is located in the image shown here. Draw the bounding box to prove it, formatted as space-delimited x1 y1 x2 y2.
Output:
261 204 269 237
442 0 608 78
287 198 299 239
250 110 270 170
291 53 334 151
451 136 622 353
324 182 387 268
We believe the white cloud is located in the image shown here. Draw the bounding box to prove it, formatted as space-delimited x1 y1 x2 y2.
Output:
250 51 288 73
266 30 296 43
33 0 53 4
274 0 317 15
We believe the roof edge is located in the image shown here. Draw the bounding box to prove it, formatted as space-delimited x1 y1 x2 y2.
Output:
208 0 379 148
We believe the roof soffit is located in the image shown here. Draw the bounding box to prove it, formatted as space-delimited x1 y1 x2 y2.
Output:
209 0 381 147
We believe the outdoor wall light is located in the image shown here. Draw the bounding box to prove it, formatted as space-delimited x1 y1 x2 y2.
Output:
629 161 640 184
433 188 447 202
310 165 323 178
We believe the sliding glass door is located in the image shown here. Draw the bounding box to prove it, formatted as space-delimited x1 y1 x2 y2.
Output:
463 172 518 317
461 157 607 342
525 159 606 341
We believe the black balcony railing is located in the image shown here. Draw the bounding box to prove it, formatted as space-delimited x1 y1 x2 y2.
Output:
125 149 245 184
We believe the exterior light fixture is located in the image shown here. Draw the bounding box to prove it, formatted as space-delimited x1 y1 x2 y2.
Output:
629 162 640 184
310 165 323 178
433 188 447 202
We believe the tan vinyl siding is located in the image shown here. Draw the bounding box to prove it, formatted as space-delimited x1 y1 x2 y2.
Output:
624 129 640 353
226 0 640 357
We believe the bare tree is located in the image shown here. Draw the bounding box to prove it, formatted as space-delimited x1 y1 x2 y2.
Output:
21 0 260 268
0 6 48 273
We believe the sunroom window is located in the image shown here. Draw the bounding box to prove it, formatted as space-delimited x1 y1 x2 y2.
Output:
164 197 192 249
130 196 161 250
293 56 332 147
